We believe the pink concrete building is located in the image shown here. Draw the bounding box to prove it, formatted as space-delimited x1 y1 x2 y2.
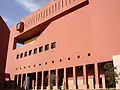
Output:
6 0 120 89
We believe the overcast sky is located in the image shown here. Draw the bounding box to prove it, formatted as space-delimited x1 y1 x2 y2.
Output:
0 0 50 28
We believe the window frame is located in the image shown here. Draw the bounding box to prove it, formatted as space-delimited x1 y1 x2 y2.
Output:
39 46 43 52
45 44 49 51
34 48 37 54
51 42 56 49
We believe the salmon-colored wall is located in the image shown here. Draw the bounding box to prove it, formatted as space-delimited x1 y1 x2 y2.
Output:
6 0 120 80
0 16 10 86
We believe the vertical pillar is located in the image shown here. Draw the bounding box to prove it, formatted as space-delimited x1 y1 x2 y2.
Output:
35 72 38 89
64 68 67 89
83 65 87 89
48 70 51 89
21 74 23 87
17 75 19 86
73 66 76 89
25 73 27 89
102 76 106 89
41 71 44 89
94 63 99 89
56 69 58 89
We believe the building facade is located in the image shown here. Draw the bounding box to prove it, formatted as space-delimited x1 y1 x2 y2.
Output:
0 16 10 88
6 0 120 89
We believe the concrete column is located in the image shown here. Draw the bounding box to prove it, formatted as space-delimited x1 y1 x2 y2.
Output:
48 70 51 89
35 72 38 89
64 68 67 89
41 71 44 89
21 74 23 87
25 73 27 89
56 69 58 89
94 63 99 89
17 75 19 86
73 66 76 89
83 65 87 89
102 76 106 89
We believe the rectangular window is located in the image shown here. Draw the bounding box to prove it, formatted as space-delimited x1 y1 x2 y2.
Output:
62 0 64 8
41 12 42 18
34 48 37 54
16 54 19 59
39 46 43 52
51 42 56 49
24 52 27 57
52 5 54 13
58 1 60 10
49 7 51 15
55 3 57 11
45 44 49 51
69 0 71 3
29 50 32 56
43 10 45 18
20 53 23 58
46 9 48 16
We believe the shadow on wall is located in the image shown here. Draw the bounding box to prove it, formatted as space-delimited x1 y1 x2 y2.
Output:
0 16 10 89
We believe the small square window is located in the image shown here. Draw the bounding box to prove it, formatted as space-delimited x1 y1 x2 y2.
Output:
52 61 54 63
16 54 19 59
39 64 41 66
33 65 36 67
28 66 30 68
20 53 23 58
24 67 26 69
45 62 47 65
45 44 49 51
16 68 18 70
88 53 91 56
20 67 21 69
39 46 43 52
77 55 80 58
29 50 32 56
51 42 56 49
60 59 62 62
68 57 70 60
24 52 27 57
34 48 37 54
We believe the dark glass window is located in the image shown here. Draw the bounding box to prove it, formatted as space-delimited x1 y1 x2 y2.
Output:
51 42 56 49
88 53 91 56
34 48 37 54
16 54 19 59
24 52 27 57
77 55 80 58
29 50 32 56
45 62 47 65
60 59 62 62
68 57 70 60
52 61 54 63
45 44 49 51
39 64 41 66
20 53 23 58
39 46 43 52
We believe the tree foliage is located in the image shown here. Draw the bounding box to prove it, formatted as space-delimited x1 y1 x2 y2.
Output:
104 62 119 88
